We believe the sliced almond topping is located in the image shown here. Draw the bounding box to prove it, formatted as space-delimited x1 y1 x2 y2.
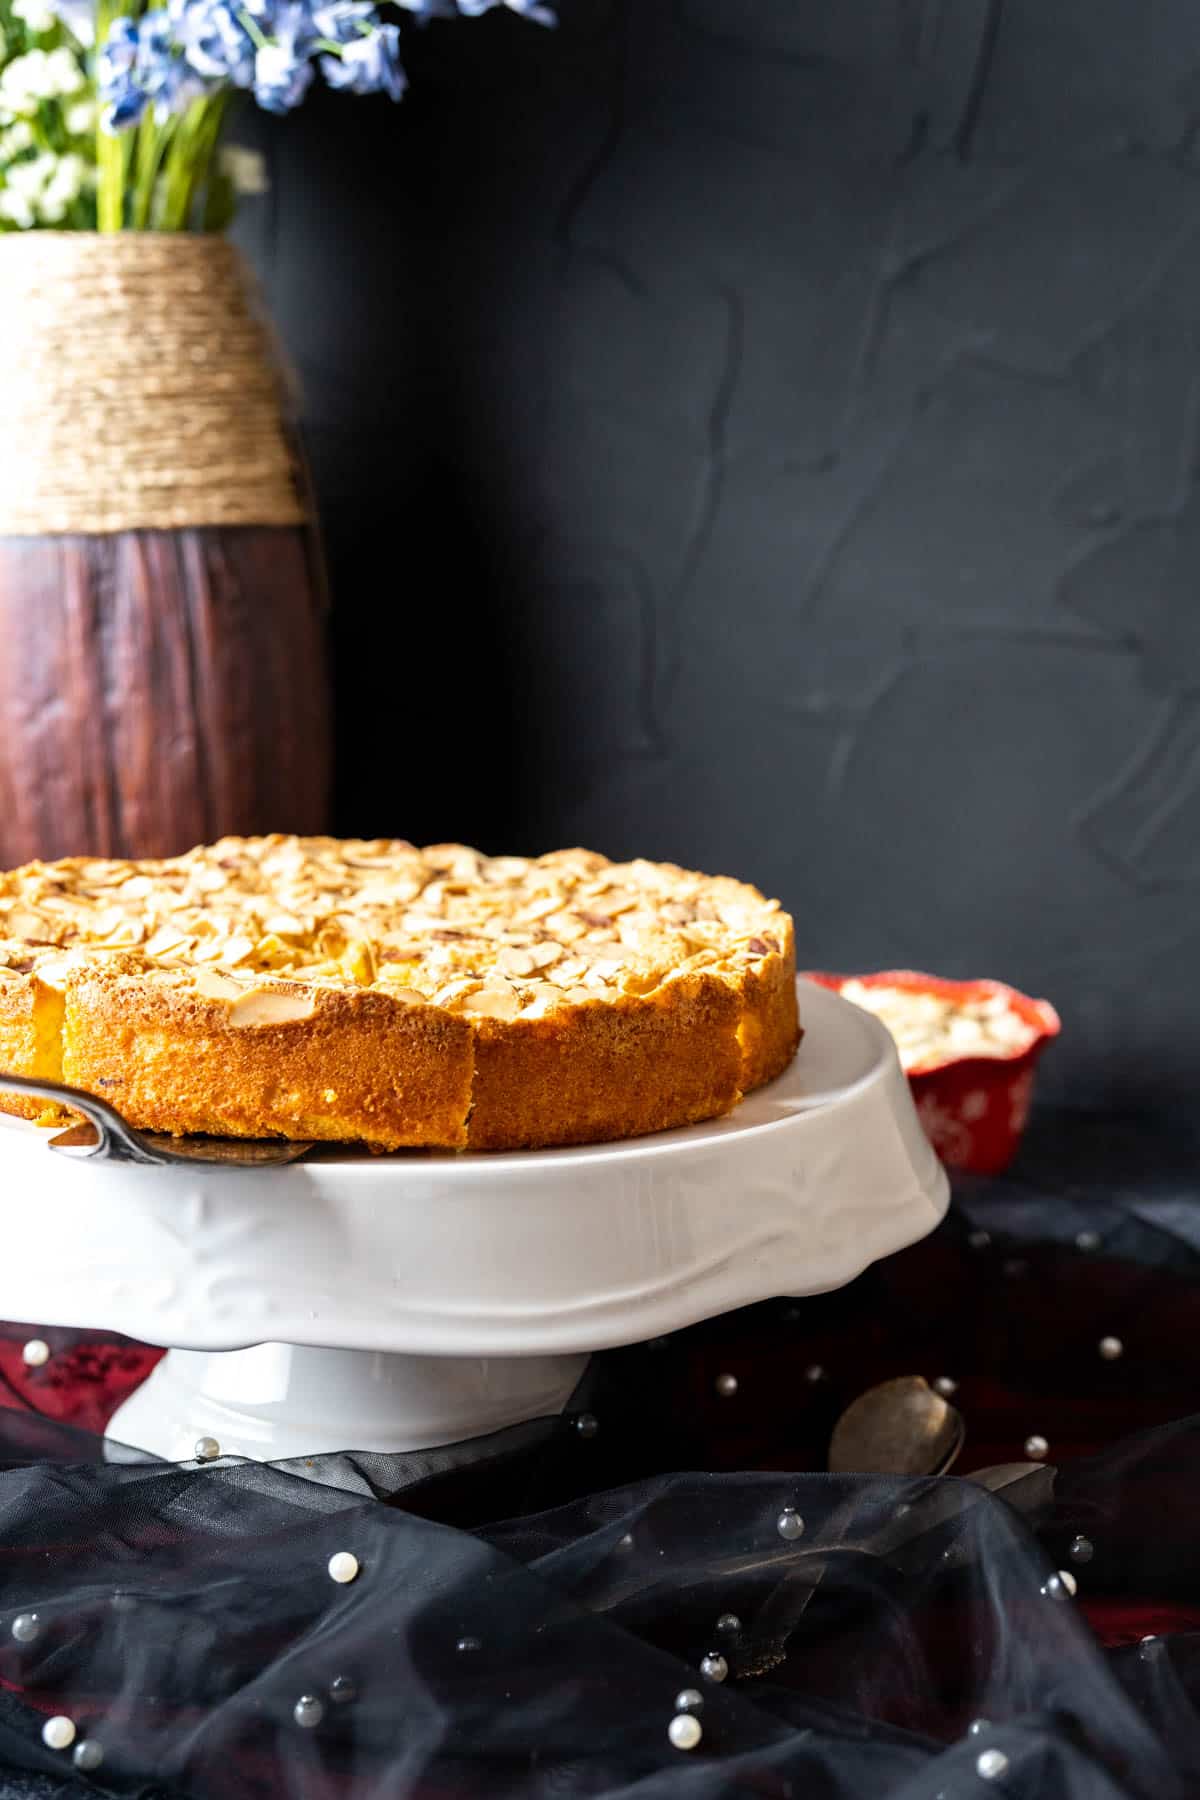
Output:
433 977 480 1007
6 905 53 940
229 989 318 1028
340 940 377 986
547 957 588 988
546 913 586 943
193 969 244 1000
458 983 521 1019
497 946 537 977
521 894 559 920
33 952 81 991
262 913 307 938
215 935 256 965
145 927 193 958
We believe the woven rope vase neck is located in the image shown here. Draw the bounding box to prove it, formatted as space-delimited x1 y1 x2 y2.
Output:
0 232 305 536
0 232 330 864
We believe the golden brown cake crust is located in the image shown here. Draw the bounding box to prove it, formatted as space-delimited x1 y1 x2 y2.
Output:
61 963 475 1149
0 838 800 1151
468 972 744 1152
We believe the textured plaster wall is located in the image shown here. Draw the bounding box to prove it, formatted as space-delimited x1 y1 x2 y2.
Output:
237 1 1200 1107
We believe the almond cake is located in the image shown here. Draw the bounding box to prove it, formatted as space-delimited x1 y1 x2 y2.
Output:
0 837 799 1151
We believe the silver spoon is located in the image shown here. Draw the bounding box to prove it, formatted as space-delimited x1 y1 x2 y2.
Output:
828 1376 1046 1495
828 1375 966 1477
0 1071 313 1167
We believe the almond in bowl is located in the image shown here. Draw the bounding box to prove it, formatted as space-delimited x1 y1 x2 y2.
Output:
805 970 1060 1175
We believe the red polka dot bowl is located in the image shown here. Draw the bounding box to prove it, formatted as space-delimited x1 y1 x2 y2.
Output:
803 970 1061 1176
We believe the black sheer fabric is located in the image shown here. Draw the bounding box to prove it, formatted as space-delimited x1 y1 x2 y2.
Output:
0 1108 1198 1798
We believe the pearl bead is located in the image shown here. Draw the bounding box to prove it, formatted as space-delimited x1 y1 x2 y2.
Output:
21 1339 49 1368
976 1749 1009 1780
41 1717 76 1751
715 1612 741 1636
73 1740 104 1773
1041 1572 1075 1598
1075 1230 1101 1252
1057 1569 1078 1596
804 1364 826 1383
327 1551 359 1585
1098 1336 1123 1361
933 1376 957 1397
574 1413 599 1439
674 1688 703 1712
668 1713 702 1751
699 1653 728 1682
777 1507 805 1541
715 1373 738 1398
967 1718 991 1736
293 1695 324 1729
1024 1435 1049 1459
616 1532 634 1551
329 1676 357 1705
456 1636 481 1653
193 1437 221 1462
11 1613 39 1644
1069 1535 1094 1563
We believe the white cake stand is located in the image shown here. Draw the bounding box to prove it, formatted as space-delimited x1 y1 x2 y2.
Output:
0 982 947 1461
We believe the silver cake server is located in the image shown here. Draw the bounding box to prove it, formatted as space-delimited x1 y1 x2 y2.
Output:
0 1071 313 1167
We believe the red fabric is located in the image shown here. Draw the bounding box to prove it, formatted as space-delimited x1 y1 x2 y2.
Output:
0 1331 162 1436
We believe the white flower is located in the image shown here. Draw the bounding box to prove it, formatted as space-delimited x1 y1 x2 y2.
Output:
5 151 54 197
0 47 83 109
0 187 35 228
1 119 34 153
66 98 94 134
12 0 58 33
219 144 269 196
44 45 85 94
37 150 86 216
0 55 38 112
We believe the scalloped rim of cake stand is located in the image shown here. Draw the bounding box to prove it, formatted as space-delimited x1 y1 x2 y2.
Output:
0 983 949 1460
0 982 948 1360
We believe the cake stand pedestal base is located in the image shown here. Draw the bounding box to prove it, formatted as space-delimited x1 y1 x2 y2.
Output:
106 1343 590 1463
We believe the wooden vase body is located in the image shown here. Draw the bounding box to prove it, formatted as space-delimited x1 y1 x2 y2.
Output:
0 525 331 865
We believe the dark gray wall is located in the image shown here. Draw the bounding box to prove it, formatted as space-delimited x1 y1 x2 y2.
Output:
235 1 1200 1108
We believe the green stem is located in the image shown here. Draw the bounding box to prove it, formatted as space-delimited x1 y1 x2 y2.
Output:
94 0 126 230
131 111 172 228
157 90 228 231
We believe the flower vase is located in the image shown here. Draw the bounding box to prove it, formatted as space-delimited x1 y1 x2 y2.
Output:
0 231 332 865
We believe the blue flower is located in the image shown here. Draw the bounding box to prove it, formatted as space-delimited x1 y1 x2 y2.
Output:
137 8 210 117
99 8 216 130
170 0 257 87
311 0 376 41
321 20 406 97
97 16 148 128
453 0 555 23
253 37 314 110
